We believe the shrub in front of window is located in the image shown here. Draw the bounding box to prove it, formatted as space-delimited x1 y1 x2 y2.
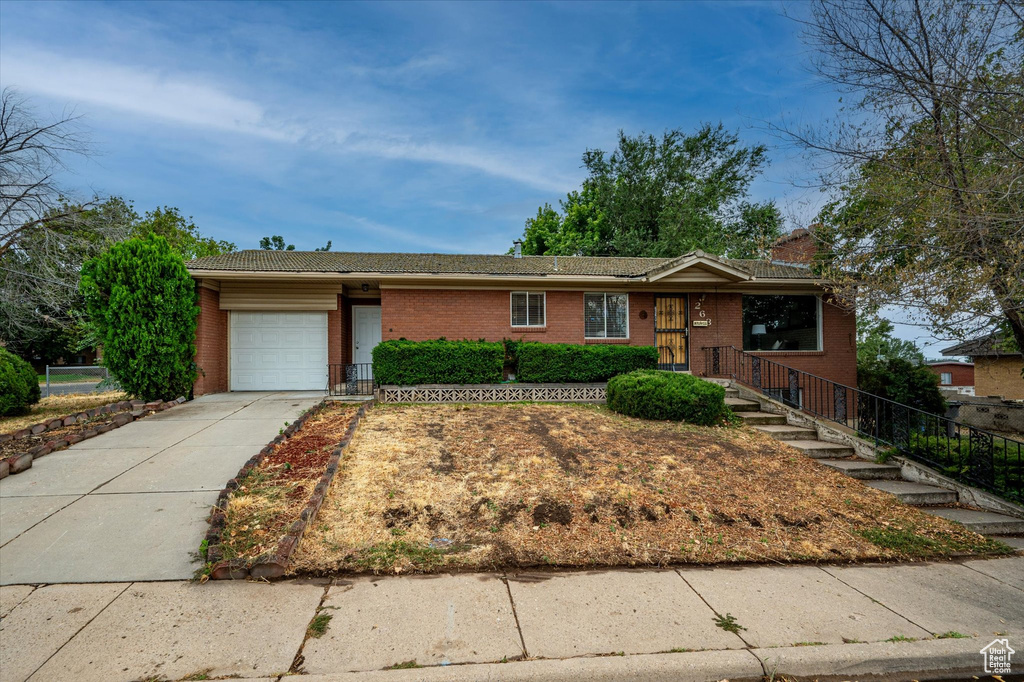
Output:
0 348 41 416
607 370 730 426
80 234 199 401
372 339 505 385
515 343 657 383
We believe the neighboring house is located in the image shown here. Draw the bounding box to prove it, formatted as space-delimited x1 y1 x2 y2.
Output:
184 230 857 395
927 360 975 396
942 333 1024 400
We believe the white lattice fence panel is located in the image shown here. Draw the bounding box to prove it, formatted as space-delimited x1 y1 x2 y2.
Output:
378 384 607 404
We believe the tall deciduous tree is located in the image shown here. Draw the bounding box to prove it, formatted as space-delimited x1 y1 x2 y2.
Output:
518 125 782 258
134 207 235 261
783 0 1024 367
80 234 198 401
0 88 93 258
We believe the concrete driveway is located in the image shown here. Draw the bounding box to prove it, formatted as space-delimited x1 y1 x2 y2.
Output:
0 391 323 585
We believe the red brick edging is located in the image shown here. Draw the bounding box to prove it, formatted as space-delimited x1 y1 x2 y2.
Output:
204 400 371 581
0 397 186 480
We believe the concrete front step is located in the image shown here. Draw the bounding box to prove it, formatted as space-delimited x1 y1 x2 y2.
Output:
783 439 856 459
919 507 1024 535
818 459 902 480
751 424 819 441
865 480 958 505
989 535 1024 550
725 397 760 412
737 411 788 425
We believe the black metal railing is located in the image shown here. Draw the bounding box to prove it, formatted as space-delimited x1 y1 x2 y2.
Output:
702 345 1024 503
327 363 375 397
657 345 676 370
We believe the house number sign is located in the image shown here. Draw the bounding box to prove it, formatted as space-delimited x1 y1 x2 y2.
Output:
692 295 711 327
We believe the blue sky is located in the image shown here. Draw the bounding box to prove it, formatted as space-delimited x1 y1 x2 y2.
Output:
0 0 952 355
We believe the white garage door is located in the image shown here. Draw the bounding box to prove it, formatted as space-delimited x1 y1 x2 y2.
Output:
230 311 327 391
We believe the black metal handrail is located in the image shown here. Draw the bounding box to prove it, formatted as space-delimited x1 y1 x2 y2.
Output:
327 363 375 397
702 345 1024 502
657 345 675 370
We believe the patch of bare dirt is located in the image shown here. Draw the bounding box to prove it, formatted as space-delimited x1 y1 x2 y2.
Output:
289 403 1009 576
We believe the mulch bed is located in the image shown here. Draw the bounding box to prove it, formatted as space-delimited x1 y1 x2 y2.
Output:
0 398 184 477
204 401 364 580
289 403 1013 576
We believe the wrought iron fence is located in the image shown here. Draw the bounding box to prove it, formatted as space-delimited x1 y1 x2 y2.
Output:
42 365 113 397
327 363 375 397
702 345 1024 502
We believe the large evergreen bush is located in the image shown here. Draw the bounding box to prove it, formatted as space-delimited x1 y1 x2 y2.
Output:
607 370 730 426
0 349 40 416
80 234 198 401
858 358 946 415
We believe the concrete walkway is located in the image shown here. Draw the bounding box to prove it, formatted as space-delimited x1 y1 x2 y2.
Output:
0 392 323 585
1 557 1022 681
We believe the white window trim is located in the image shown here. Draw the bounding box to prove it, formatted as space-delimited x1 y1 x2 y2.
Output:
940 372 953 385
510 291 546 327
584 292 630 339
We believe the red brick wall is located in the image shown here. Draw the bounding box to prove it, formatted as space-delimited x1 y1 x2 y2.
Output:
686 292 857 388
194 286 228 396
328 294 342 367
771 231 817 264
927 363 974 387
381 289 656 346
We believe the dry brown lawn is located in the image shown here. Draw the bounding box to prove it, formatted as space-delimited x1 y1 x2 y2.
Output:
0 391 127 433
290 403 1010 576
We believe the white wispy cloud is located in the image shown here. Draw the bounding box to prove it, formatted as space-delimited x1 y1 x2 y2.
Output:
0 46 573 194
2 48 299 142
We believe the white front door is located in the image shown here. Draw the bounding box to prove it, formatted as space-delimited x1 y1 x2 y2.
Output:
352 306 382 367
230 311 327 391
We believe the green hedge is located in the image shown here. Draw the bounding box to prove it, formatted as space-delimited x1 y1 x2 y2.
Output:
372 339 504 385
516 343 658 383
607 370 729 426
0 349 41 416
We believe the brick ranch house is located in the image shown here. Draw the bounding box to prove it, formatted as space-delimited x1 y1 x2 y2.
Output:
942 332 1024 400
185 231 856 396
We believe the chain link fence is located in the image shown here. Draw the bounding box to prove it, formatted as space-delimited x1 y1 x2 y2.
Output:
42 366 118 397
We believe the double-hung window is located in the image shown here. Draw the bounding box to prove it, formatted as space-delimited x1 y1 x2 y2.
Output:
940 372 953 385
585 293 628 339
511 292 545 327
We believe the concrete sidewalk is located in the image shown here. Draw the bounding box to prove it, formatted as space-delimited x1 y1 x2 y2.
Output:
0 392 322 584
1 557 1021 681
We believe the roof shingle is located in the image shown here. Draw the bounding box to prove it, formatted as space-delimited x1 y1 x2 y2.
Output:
186 250 817 280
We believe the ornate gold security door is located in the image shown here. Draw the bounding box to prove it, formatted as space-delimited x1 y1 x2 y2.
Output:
655 295 688 370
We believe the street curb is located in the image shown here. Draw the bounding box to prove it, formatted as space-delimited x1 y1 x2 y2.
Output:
753 633 1021 679
268 634 1023 681
295 648 764 682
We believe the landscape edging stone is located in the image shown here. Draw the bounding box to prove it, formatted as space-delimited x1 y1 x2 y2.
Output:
0 396 187 480
206 400 372 580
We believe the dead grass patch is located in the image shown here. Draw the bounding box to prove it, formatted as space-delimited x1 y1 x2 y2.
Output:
218 403 359 563
0 391 127 434
290 403 1010 575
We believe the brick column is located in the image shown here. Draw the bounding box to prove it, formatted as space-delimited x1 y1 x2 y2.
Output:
194 285 228 395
